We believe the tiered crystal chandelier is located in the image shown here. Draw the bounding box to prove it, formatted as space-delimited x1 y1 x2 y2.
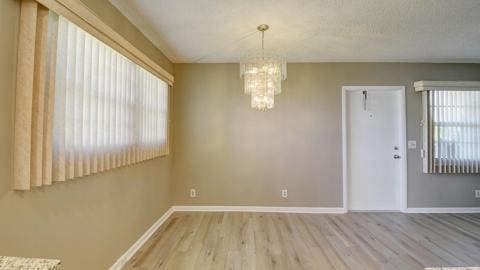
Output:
240 24 286 110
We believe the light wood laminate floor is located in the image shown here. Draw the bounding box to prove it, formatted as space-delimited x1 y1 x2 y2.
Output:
123 212 480 270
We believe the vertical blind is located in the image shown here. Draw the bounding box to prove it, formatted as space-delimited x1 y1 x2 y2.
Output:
427 90 480 173
14 1 169 190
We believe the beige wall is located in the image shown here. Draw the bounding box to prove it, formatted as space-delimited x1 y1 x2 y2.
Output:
172 63 480 208
0 0 173 269
79 0 173 74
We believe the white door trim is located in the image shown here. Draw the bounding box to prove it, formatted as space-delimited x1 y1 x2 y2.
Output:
342 86 408 213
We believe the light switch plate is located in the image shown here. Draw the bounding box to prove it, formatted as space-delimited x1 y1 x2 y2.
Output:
408 140 417 149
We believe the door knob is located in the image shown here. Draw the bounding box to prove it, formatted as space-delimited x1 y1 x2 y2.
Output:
394 155 401 159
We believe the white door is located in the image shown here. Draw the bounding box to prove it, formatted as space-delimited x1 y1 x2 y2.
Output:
345 87 405 211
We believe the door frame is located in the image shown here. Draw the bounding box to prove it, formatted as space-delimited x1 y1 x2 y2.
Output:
342 86 407 213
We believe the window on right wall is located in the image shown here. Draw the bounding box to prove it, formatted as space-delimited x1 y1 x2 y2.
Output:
415 81 480 174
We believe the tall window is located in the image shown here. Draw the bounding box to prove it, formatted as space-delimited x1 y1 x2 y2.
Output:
13 2 170 190
416 81 480 174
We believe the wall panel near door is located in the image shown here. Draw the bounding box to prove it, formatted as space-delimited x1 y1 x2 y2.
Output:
172 63 480 208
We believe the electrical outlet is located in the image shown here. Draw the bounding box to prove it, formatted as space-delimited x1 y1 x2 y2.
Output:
475 189 480 198
407 140 417 149
281 189 288 198
190 189 197 198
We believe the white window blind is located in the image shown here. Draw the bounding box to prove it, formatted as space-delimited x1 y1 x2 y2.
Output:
53 16 169 181
13 3 170 190
416 81 480 174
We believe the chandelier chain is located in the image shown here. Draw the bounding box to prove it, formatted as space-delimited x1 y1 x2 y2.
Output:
262 30 265 59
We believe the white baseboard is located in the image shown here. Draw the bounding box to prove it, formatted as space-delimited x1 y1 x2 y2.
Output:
406 207 480 213
109 207 175 270
172 205 347 214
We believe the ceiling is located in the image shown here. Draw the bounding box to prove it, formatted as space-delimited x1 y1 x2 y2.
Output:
110 0 480 63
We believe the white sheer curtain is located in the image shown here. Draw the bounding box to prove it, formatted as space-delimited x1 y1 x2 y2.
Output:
429 90 480 173
52 16 169 181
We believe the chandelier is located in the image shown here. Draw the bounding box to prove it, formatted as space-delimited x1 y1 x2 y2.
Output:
240 24 287 110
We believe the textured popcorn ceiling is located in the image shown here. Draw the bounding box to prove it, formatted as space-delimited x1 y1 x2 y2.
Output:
110 0 480 63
